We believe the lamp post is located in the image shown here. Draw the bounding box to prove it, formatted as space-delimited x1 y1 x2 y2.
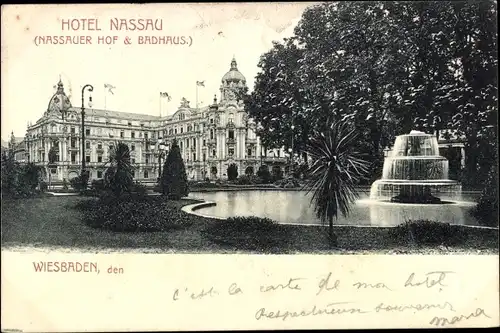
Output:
152 138 167 181
81 84 93 179
290 124 295 177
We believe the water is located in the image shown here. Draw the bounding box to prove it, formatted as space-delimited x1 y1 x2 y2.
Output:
188 190 480 227
370 130 461 202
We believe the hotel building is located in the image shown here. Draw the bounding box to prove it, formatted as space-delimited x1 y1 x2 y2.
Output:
21 58 288 183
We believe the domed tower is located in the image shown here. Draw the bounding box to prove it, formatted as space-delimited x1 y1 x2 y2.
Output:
220 57 247 102
46 78 72 118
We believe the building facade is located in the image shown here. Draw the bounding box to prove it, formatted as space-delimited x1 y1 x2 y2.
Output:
23 58 287 183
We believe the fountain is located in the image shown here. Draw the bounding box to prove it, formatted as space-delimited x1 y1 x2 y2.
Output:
370 130 462 204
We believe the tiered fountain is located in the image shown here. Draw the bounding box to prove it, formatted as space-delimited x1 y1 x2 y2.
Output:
370 130 462 204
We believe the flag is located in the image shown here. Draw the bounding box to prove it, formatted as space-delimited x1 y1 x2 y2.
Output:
104 83 116 95
196 81 205 87
160 92 172 101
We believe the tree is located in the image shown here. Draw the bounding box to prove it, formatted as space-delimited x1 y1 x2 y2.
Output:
104 142 134 196
1 151 20 197
305 120 370 247
161 138 188 200
227 164 238 181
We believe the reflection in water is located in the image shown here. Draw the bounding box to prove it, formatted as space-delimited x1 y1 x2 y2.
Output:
188 190 480 227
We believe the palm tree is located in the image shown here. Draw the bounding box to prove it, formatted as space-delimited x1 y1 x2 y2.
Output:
304 120 370 247
104 142 134 196
48 146 58 190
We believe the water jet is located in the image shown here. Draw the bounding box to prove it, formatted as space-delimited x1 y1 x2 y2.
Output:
370 131 462 203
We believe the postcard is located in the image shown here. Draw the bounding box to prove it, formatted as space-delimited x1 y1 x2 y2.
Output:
1 2 499 331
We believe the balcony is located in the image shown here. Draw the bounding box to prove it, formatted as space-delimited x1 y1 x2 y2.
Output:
226 138 236 145
246 138 257 144
261 156 287 164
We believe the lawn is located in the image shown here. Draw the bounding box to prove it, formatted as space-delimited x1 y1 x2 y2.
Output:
1 196 498 254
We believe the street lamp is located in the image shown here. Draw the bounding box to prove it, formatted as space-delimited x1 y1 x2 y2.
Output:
152 138 168 181
81 84 93 180
290 124 295 176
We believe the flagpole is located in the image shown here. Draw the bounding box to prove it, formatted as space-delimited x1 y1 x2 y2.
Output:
159 93 162 117
104 86 107 110
196 83 198 110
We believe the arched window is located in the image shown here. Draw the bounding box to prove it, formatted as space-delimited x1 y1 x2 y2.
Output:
228 113 234 124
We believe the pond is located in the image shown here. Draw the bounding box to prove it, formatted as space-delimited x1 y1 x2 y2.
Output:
188 190 482 227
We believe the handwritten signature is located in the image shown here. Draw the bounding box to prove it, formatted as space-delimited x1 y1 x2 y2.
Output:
429 308 490 326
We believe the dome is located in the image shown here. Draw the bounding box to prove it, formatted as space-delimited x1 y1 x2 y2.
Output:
47 78 72 113
221 57 246 84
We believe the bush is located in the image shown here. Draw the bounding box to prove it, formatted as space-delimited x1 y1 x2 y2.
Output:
203 216 292 252
62 178 69 190
39 181 48 192
236 175 259 185
271 166 284 181
227 164 238 181
131 182 148 196
190 182 220 189
257 165 272 184
471 165 499 227
161 138 189 200
77 195 194 232
390 220 467 246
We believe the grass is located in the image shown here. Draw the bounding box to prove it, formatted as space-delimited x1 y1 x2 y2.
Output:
1 196 498 254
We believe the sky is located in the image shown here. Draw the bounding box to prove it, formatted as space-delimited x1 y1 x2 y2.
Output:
1 3 315 141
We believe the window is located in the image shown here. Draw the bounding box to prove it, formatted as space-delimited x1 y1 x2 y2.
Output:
131 132 135 138
169 129 173 135
97 155 103 163
71 138 76 148
131 158 135 164
174 128 178 134
180 142 183 150
85 129 90 135
97 171 103 178
203 139 206 146
131 144 135 151
146 156 149 164
193 153 197 161
128 121 132 126
210 119 214 124
248 148 252 157
212 150 216 157
120 131 124 138
97 143 102 150
181 127 184 134
228 148 234 156
86 141 90 149
144 133 149 140
51 168 57 174
187 125 192 132
203 153 206 161
109 145 114 151
210 129 214 140
229 130 234 140
229 113 234 124
70 127 75 134
193 138 196 148
186 140 189 148
71 153 76 163
86 155 90 163
144 170 149 178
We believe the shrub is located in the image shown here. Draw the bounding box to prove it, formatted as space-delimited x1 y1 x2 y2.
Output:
227 164 238 181
203 216 291 253
70 176 86 191
131 182 148 197
39 181 48 192
471 165 499 227
390 220 467 246
62 178 69 190
161 138 189 200
77 195 194 232
271 166 284 181
236 175 259 185
257 165 272 184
